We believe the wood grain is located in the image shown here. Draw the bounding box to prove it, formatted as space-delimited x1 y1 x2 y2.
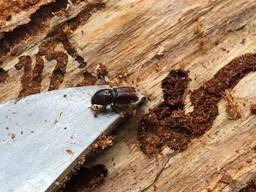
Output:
0 0 256 191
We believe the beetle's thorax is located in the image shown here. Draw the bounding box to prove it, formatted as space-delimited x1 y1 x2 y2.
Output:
91 89 114 105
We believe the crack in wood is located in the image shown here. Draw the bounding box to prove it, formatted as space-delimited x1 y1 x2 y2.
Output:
140 154 175 192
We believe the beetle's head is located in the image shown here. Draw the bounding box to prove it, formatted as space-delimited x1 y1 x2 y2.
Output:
91 89 114 106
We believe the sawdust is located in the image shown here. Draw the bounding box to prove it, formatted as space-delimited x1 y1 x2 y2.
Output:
77 72 97 87
91 135 114 153
9 133 16 140
138 53 256 155
15 53 45 97
66 149 74 155
15 55 33 97
96 63 108 79
224 90 241 120
250 104 256 115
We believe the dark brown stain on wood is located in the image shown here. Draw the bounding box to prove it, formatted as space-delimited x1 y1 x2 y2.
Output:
62 164 108 192
239 180 256 192
76 71 97 87
250 104 256 115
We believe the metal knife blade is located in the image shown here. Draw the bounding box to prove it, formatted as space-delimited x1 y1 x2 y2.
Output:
0 85 141 192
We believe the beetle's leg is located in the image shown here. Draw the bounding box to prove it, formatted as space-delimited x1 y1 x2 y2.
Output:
111 103 130 113
101 105 108 112
111 104 125 113
111 104 119 112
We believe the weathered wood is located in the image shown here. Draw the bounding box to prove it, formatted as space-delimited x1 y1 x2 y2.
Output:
0 0 54 33
0 0 256 191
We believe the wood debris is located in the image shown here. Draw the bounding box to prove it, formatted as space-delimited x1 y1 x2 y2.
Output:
224 90 241 120
91 135 114 153
250 104 256 115
66 149 74 155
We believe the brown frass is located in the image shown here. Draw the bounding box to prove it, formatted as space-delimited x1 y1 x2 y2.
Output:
138 53 256 155
61 164 108 192
15 55 33 97
15 51 44 97
76 72 97 87
250 104 256 115
91 135 114 153
239 180 256 192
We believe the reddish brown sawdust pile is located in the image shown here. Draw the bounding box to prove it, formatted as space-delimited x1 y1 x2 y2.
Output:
15 55 34 97
14 39 96 97
15 38 69 98
250 104 256 115
61 164 108 192
0 68 8 83
239 181 256 192
138 53 256 155
15 50 45 97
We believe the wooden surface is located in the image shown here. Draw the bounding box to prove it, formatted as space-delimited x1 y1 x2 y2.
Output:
0 0 54 34
1 0 256 191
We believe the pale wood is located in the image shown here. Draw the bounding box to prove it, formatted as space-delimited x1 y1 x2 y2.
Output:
0 0 256 192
